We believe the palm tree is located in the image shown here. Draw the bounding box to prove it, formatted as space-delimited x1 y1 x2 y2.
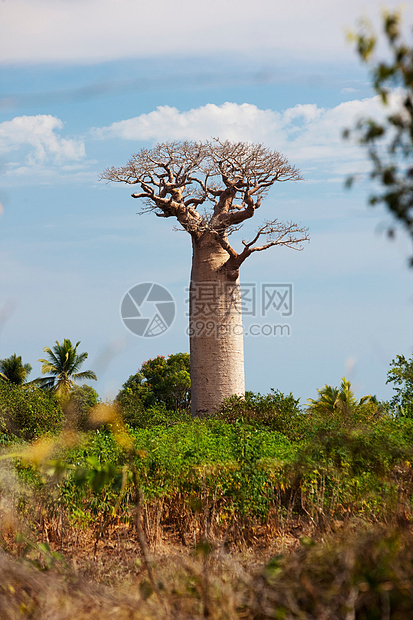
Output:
308 377 373 416
36 339 97 399
0 354 32 385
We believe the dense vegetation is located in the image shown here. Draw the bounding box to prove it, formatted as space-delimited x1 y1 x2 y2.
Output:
0 349 413 617
0 382 64 441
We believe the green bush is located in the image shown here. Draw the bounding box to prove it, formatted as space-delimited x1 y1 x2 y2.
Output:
119 399 191 429
217 389 304 440
0 383 64 440
297 406 411 476
55 420 297 523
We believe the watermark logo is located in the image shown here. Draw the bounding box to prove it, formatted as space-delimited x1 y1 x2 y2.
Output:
120 283 175 337
262 284 293 317
186 321 291 338
121 281 293 338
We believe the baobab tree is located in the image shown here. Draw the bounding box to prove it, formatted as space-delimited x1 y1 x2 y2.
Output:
102 140 308 416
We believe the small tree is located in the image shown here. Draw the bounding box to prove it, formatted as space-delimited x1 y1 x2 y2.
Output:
102 140 308 415
308 377 375 419
117 353 190 412
386 354 413 418
345 10 413 264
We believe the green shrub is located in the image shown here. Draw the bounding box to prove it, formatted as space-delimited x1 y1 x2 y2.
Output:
56 420 297 523
298 407 412 475
217 390 304 440
119 399 191 429
0 383 64 440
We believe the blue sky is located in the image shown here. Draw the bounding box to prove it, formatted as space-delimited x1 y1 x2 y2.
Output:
0 0 412 405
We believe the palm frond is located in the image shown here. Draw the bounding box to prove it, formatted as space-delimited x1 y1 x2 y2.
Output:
72 370 97 382
31 376 56 390
38 360 60 375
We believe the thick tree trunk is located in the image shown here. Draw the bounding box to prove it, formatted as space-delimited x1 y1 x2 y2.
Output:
189 233 245 417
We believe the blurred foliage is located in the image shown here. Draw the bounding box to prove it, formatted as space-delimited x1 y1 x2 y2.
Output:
345 10 413 264
256 525 413 619
66 384 100 430
2 522 413 618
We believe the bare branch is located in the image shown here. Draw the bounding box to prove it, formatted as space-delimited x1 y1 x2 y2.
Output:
100 139 306 244
238 220 309 263
130 192 152 199
219 219 309 276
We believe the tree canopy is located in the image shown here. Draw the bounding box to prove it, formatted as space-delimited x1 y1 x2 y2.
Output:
102 139 308 279
117 353 190 413
0 382 63 440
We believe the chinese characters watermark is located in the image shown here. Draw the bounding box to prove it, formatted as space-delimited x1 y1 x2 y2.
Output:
186 282 293 318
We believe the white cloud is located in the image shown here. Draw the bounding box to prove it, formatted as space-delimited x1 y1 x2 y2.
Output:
1 95 401 185
2 0 412 65
94 103 282 144
0 115 86 167
94 95 395 178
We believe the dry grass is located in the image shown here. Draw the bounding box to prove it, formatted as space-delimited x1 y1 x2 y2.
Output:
1 515 413 619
